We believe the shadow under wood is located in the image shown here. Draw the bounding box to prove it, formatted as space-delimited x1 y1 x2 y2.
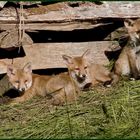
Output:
105 49 122 62
0 46 25 59
0 74 6 80
27 19 124 43
33 68 68 75
4 1 40 8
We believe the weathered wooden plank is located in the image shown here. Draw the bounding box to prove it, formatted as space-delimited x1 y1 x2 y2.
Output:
0 22 112 31
0 41 119 74
1 2 140 21
0 2 140 31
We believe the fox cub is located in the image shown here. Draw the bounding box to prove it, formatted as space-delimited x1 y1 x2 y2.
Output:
124 18 140 42
111 19 140 84
6 62 80 105
62 49 112 88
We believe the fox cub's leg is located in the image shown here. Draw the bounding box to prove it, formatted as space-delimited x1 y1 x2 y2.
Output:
128 51 140 79
10 91 35 105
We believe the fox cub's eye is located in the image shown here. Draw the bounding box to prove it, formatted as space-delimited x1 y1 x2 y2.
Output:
75 68 79 70
24 80 28 83
84 66 88 69
15 80 19 84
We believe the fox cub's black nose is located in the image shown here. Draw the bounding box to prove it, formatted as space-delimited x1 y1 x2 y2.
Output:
82 74 86 78
21 88 25 92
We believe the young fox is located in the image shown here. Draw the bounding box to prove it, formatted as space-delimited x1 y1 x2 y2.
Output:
62 49 112 88
124 18 140 42
6 63 80 105
111 19 140 84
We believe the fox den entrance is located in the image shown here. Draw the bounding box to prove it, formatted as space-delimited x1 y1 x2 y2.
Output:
27 19 124 43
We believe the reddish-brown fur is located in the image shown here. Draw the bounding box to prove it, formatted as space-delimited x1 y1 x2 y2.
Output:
111 19 140 84
62 49 112 88
7 63 80 106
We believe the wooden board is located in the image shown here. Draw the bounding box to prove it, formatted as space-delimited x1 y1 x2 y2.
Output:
0 22 111 31
0 41 119 74
0 2 140 31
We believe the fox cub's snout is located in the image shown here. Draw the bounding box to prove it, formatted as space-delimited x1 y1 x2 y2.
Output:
71 62 88 83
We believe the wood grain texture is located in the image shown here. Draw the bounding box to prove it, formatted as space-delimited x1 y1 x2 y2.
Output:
0 2 139 31
0 41 119 74
0 22 110 31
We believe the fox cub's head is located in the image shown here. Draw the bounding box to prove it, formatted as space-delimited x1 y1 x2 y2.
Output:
62 49 91 86
124 19 140 42
7 62 32 92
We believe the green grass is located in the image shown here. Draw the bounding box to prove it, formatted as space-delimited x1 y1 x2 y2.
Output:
0 79 140 139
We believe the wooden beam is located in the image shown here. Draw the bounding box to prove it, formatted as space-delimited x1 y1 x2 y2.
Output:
0 22 112 31
0 41 119 74
1 2 140 21
0 2 140 31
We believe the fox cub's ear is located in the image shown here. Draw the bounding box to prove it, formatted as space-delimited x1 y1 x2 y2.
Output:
23 62 32 73
62 55 73 64
7 65 16 77
82 49 91 59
